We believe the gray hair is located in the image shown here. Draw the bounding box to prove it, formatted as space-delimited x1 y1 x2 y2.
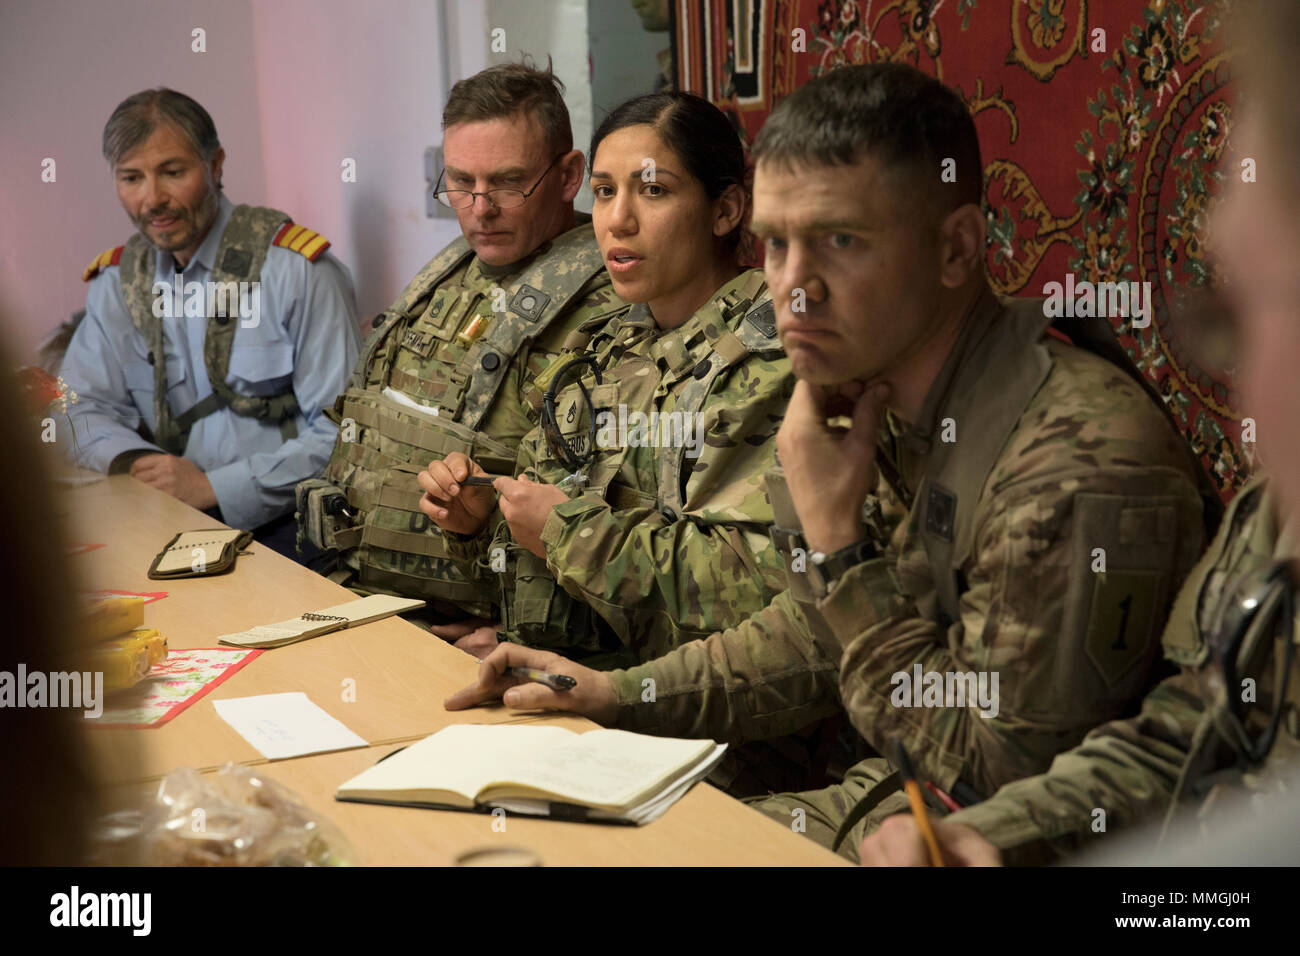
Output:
102 88 221 170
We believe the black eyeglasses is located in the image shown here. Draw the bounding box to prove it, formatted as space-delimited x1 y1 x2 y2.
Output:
433 154 565 210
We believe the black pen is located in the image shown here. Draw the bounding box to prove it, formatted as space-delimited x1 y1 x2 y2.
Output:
506 667 576 691
462 474 509 486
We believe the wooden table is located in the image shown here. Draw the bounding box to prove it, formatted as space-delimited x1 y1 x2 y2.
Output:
67 476 565 784
68 474 848 866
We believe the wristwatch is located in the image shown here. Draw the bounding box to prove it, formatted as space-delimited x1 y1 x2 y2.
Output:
808 536 881 596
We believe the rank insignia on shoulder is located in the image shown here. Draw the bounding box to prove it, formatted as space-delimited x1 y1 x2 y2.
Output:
272 222 331 262
82 245 124 282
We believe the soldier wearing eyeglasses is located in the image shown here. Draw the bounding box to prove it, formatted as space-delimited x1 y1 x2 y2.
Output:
299 61 627 629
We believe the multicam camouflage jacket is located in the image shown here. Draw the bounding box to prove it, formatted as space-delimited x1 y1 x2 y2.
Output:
605 287 1209 803
453 268 795 668
948 476 1300 862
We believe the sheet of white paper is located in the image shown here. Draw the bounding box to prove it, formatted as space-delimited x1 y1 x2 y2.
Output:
213 692 368 760
383 386 439 418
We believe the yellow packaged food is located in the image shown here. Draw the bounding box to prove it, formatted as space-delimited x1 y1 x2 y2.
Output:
121 628 168 669
85 640 149 692
82 596 147 644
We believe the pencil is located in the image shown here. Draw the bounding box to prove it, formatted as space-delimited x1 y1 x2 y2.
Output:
893 738 945 867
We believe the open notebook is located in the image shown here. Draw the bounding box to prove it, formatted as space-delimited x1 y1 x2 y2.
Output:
217 594 425 649
335 724 727 825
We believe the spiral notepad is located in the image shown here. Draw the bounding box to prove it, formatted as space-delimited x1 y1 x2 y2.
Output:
217 594 425 649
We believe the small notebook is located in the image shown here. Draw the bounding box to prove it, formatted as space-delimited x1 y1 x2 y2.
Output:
335 723 727 825
148 529 253 579
217 594 425 648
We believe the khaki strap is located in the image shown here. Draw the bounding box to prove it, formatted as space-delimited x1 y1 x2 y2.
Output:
562 329 594 351
764 468 819 607
438 367 472 419
362 524 450 558
344 437 410 472
171 385 299 450
333 527 363 550
340 398 467 457
339 399 381 429
709 329 749 367
378 483 425 512
388 367 454 403
654 334 692 374
764 468 804 531
358 562 494 606
351 479 426 515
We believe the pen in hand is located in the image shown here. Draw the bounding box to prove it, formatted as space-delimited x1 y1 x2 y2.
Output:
507 667 576 692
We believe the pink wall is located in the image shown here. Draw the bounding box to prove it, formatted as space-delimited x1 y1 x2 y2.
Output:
249 0 484 330
0 0 267 361
0 0 491 361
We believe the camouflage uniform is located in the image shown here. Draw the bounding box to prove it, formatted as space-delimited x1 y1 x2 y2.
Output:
600 288 1211 859
300 218 624 619
451 268 795 670
946 476 1300 864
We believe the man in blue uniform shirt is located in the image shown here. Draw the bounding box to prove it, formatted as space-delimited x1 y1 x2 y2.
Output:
61 88 360 556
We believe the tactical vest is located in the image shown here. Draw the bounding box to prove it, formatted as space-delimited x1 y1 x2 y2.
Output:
768 294 1223 630
115 205 302 456
320 221 616 613
500 269 783 666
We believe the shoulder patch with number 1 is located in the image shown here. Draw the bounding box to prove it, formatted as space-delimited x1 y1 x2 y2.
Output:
1085 569 1161 686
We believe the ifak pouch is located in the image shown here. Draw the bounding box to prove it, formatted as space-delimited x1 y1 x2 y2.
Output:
147 529 254 580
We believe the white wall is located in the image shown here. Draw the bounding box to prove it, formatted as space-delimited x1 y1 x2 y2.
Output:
486 0 594 211
590 0 668 116
0 0 266 361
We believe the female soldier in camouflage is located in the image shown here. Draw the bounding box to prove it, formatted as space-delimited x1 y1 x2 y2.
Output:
421 92 796 672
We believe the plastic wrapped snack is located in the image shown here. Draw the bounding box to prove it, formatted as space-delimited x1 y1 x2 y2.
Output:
89 765 356 866
84 636 150 692
122 627 168 669
82 595 147 643
82 627 168 692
